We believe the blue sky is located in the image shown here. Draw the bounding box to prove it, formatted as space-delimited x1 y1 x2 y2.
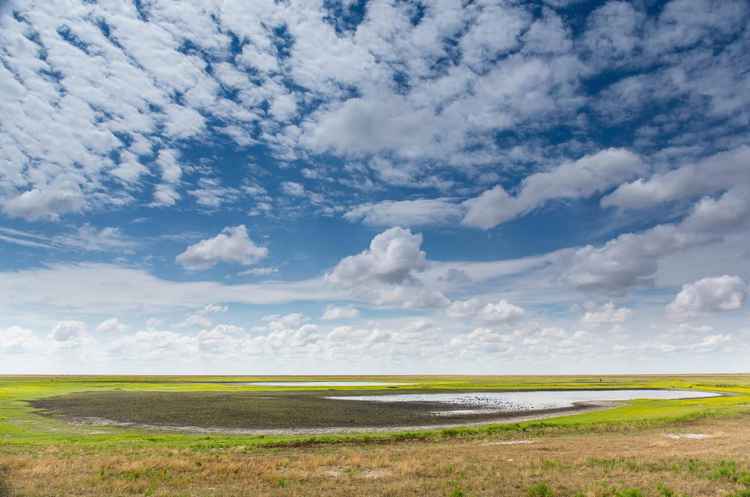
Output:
0 0 748 374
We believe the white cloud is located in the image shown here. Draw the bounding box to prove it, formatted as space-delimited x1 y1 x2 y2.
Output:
566 185 750 293
179 314 213 329
447 298 524 323
51 320 87 342
321 305 360 321
479 300 526 323
446 297 485 318
0 225 135 253
0 262 341 312
522 10 572 54
176 225 268 270
281 181 306 197
647 0 748 55
344 198 464 227
263 313 307 331
463 149 645 229
177 303 226 329
95 317 126 334
2 181 87 221
0 0 747 230
667 275 747 320
581 302 632 324
112 329 198 362
57 224 137 253
239 267 279 277
202 304 228 314
450 327 515 355
0 325 39 353
326 227 448 308
602 146 750 211
582 1 644 67
328 227 427 286
197 324 246 355
188 178 241 209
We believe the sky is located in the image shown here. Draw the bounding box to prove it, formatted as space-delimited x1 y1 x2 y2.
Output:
0 0 748 374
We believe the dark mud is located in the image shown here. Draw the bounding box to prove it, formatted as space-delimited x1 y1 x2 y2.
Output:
30 389 595 432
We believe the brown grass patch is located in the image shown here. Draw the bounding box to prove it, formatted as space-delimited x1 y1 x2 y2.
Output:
3 415 750 496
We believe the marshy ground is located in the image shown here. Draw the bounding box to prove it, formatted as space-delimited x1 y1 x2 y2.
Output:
29 389 593 432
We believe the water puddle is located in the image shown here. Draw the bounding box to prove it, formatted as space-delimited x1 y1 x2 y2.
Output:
328 389 718 412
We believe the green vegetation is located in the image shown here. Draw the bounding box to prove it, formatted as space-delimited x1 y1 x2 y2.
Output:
527 482 554 497
2 400 750 497
1 374 750 447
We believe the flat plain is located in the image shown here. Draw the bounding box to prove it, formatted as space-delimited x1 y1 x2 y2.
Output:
2 374 750 496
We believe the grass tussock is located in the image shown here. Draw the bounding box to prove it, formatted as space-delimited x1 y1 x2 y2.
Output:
0 467 14 497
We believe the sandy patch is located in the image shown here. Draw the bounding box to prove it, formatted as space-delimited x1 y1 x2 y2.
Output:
664 433 713 440
360 469 391 479
483 440 536 446
321 467 345 478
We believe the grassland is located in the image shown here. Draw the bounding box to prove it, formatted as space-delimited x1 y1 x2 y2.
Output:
2 374 750 496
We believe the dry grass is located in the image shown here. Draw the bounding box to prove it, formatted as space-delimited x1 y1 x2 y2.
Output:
3 415 750 496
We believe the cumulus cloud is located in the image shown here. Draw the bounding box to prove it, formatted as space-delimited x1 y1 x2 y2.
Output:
197 324 246 354
447 298 525 323
463 149 645 229
328 227 427 286
581 302 632 324
0 326 39 353
446 298 485 318
321 305 361 321
667 275 747 320
479 300 526 323
450 327 515 355
327 227 447 308
112 329 198 362
51 320 87 342
179 314 213 329
178 304 227 329
176 225 268 270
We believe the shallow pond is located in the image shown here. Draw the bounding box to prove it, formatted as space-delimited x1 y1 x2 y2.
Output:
328 389 719 414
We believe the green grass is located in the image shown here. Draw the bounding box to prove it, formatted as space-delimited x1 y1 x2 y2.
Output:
527 482 554 497
2 374 750 448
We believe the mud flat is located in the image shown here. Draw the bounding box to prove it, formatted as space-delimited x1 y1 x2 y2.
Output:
30 388 718 435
